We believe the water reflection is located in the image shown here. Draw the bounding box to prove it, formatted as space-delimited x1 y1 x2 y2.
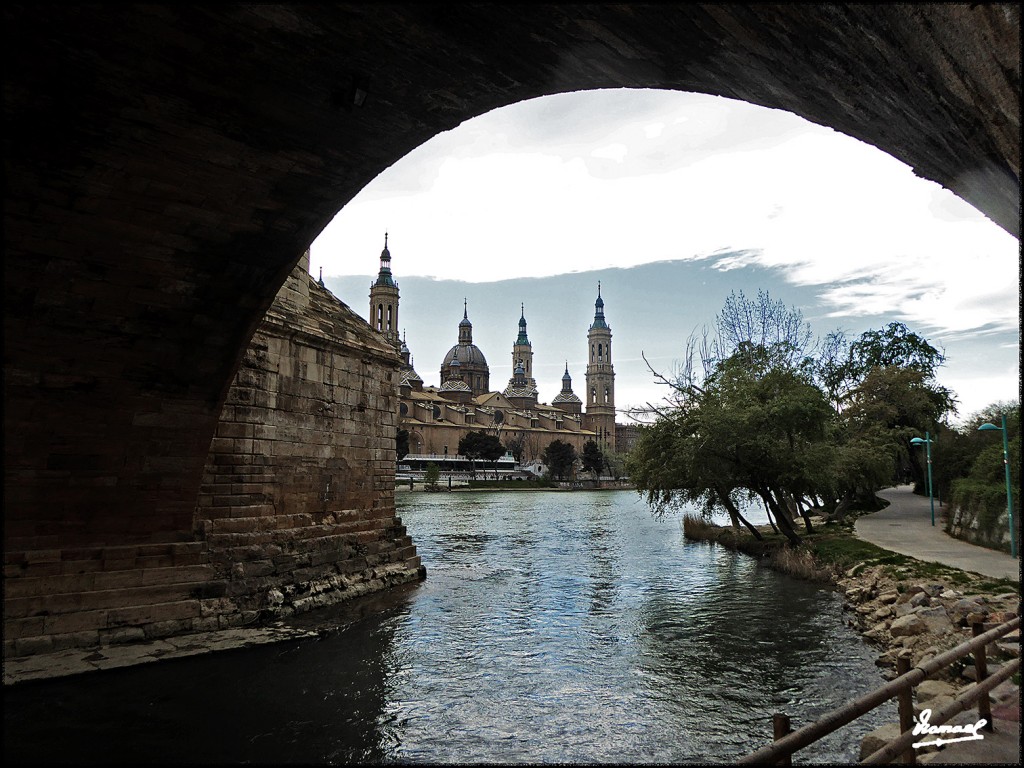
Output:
5 490 892 764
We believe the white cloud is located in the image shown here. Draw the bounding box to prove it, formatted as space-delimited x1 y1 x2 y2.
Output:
310 88 1019 419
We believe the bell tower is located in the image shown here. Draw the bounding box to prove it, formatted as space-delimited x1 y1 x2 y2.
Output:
583 282 615 452
511 304 537 391
369 232 400 350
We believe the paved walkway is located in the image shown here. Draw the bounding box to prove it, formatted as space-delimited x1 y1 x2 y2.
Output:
856 485 1021 582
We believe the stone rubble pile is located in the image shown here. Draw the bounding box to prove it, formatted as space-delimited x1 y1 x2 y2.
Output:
838 565 1021 761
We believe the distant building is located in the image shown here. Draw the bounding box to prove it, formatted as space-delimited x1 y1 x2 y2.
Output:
366 235 634 466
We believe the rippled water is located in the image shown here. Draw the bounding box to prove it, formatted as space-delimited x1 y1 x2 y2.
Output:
4 490 894 764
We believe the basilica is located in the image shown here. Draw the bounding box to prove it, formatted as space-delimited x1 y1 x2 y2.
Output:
367 235 626 468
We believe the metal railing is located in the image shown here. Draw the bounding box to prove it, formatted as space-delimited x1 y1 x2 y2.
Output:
736 615 1020 765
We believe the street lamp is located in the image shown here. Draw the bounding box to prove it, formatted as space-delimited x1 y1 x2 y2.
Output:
910 433 935 526
978 414 1017 559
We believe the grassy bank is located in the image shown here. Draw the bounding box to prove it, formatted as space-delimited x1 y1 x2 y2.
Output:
682 513 1020 596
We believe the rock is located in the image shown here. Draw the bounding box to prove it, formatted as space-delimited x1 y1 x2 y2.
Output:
859 722 903 761
965 611 989 627
871 606 893 621
917 583 945 597
990 610 1019 625
909 591 931 608
877 590 900 605
895 601 921 618
916 679 958 703
913 605 954 635
962 662 1004 682
890 614 929 637
939 589 962 599
949 597 988 625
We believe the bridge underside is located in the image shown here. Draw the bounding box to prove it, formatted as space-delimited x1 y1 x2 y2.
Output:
3 4 1019 657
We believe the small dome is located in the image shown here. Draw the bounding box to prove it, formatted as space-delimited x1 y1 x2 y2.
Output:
552 390 582 405
440 378 471 393
505 384 537 399
399 368 422 387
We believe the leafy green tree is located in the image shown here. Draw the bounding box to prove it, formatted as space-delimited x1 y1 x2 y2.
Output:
847 321 947 380
631 344 837 544
632 292 959 539
459 430 505 477
543 439 577 481
949 404 1020 551
845 365 956 492
581 440 604 479
424 462 441 491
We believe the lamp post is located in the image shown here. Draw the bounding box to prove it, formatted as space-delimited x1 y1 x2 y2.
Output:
978 414 1017 559
910 433 935 526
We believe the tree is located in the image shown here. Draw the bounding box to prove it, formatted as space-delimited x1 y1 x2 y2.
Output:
630 344 836 544
702 289 817 372
459 430 505 477
424 462 441 491
950 403 1020 551
845 365 956 493
581 440 604 479
632 292 959 541
542 439 577 481
504 432 526 463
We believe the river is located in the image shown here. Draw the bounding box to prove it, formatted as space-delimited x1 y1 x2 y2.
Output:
4 489 893 764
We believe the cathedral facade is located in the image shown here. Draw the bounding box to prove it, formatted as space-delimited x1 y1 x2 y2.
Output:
367 236 622 469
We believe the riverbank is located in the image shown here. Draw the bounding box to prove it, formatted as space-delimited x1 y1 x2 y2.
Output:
681 505 1021 762
396 480 635 492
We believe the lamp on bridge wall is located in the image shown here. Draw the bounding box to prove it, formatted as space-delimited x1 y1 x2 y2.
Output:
909 433 935 527
978 414 1017 559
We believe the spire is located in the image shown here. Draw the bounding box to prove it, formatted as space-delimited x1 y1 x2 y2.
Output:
516 302 530 345
562 361 572 385
318 265 324 287
590 281 609 330
373 232 396 288
458 299 473 344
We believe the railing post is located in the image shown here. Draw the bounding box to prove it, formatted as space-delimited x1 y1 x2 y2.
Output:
972 622 994 731
896 653 916 764
772 713 792 766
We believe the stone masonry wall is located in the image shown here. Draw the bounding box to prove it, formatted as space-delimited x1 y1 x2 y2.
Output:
194 257 424 622
3 255 423 659
946 503 1017 554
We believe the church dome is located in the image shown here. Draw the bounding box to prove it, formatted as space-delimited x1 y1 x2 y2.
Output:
442 343 488 368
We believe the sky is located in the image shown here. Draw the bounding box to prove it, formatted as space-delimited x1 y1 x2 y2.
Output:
309 88 1020 425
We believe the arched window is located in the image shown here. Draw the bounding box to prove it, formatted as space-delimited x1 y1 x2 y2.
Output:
386 305 392 332
376 304 383 331
591 387 596 404
591 344 595 362
598 343 603 363
604 387 610 403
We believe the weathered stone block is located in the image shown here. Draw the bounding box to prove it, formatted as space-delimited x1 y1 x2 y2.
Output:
890 614 929 637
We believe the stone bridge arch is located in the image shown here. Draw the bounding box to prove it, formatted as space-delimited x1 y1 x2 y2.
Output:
3 4 1019 658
